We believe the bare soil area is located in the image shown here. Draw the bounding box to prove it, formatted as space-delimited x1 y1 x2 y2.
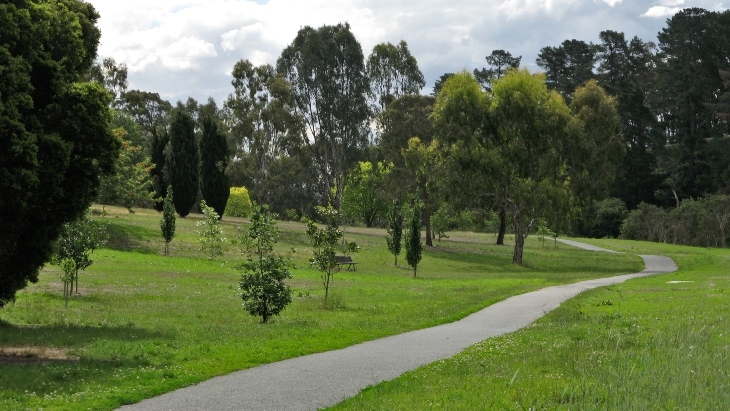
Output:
0 346 79 365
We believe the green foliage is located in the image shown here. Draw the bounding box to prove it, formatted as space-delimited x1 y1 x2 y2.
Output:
199 116 230 219
623 195 730 248
97 128 154 212
655 8 730 199
536 39 597 101
225 60 302 206
0 0 120 307
535 219 556 247
595 30 663 209
490 69 578 264
620 202 668 242
341 161 390 227
574 198 627 238
52 210 108 297
168 111 199 217
431 207 453 242
568 80 623 204
238 205 293 323
58 258 75 308
149 128 169 212
386 199 404 265
277 23 370 209
366 40 425 115
402 137 441 247
85 57 128 107
303 206 345 301
197 200 225 259
405 197 423 277
121 89 172 144
473 49 522 90
225 186 253 218
160 186 176 255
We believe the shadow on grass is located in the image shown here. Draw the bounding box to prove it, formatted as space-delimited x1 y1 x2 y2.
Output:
427 245 641 276
0 321 169 349
106 222 157 254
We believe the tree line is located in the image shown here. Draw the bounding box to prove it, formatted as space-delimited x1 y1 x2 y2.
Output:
2 1 729 306
97 9 729 237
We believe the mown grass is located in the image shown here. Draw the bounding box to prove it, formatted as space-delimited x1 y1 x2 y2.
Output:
0 207 641 410
328 239 730 410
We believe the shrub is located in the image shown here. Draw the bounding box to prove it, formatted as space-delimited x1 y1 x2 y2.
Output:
225 187 253 218
304 206 356 302
238 205 293 323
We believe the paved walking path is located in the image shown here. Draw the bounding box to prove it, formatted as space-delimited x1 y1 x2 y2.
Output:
119 241 677 411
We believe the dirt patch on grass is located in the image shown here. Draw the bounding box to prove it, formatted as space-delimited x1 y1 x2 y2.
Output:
0 346 80 365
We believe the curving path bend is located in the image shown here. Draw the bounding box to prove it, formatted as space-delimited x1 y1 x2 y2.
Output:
118 240 677 411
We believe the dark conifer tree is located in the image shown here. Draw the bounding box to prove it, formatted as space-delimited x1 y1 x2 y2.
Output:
199 116 230 219
405 196 423 277
385 199 404 265
150 128 169 211
167 111 199 217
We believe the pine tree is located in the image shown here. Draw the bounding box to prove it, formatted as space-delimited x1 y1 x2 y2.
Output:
160 185 176 255
167 111 199 217
199 116 230 219
386 199 404 265
405 197 423 277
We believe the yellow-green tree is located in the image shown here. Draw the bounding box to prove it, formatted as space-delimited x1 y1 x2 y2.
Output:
225 187 253 218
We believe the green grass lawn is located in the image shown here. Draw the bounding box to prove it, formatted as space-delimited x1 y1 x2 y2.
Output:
0 206 643 410
328 239 730 410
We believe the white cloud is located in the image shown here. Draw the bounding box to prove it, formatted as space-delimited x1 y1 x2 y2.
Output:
642 6 683 18
221 24 267 52
601 0 623 6
90 0 728 104
161 37 217 70
659 0 685 6
497 0 581 18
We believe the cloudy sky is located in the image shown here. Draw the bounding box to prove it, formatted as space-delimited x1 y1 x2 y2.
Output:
88 0 727 106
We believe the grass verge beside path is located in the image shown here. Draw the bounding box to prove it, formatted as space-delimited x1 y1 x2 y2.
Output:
0 208 641 411
328 239 730 410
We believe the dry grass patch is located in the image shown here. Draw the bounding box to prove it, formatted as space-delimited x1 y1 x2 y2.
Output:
0 346 79 365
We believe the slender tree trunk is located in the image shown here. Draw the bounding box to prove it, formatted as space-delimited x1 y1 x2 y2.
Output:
424 210 433 247
413 265 417 278
497 206 507 245
512 213 525 265
689 101 696 197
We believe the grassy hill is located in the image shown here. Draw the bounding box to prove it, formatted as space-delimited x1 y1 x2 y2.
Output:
2 205 705 410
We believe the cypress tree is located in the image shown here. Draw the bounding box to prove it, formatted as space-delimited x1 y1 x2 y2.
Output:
149 128 168 211
167 111 199 217
199 116 230 219
386 199 404 265
405 197 423 277
160 185 176 255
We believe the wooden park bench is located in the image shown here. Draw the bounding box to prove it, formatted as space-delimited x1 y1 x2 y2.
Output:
334 255 358 271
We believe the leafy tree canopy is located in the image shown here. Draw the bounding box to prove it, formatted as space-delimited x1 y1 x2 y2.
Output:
0 0 120 307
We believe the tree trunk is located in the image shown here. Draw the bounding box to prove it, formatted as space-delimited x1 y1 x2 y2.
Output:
512 213 525 264
413 265 417 277
424 210 433 247
497 206 507 245
689 101 696 197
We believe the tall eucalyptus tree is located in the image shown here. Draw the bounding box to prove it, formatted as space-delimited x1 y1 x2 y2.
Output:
277 23 371 209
